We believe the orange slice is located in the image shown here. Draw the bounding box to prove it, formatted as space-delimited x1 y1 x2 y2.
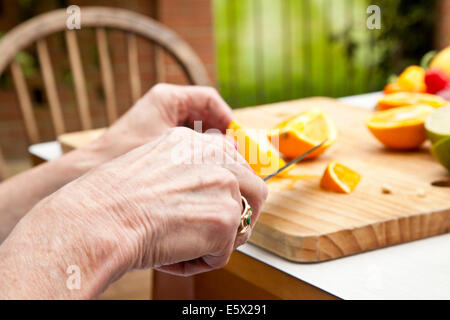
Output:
320 161 361 193
366 105 434 150
227 120 288 177
383 82 404 94
377 92 447 111
268 109 337 159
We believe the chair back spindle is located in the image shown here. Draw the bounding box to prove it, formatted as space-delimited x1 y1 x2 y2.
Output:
36 39 66 136
65 30 92 130
0 7 211 179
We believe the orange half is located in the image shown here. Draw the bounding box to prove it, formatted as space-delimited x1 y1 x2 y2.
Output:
377 92 446 111
320 161 361 194
227 120 288 177
268 109 337 159
366 104 434 150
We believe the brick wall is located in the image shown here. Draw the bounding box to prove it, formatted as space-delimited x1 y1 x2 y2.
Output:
0 0 215 159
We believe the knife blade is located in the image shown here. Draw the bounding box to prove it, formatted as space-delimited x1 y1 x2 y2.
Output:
263 140 327 182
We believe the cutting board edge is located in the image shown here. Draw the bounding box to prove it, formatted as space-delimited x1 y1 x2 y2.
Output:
250 208 450 263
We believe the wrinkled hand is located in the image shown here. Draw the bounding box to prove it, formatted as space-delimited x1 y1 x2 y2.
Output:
93 84 234 162
47 128 267 278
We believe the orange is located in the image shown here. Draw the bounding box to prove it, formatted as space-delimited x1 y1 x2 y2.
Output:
268 109 337 159
377 92 447 111
320 161 361 194
366 105 434 150
227 120 288 177
429 46 450 77
383 82 404 94
396 66 426 92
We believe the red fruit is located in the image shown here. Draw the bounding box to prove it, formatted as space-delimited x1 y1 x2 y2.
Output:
436 88 450 101
425 68 449 94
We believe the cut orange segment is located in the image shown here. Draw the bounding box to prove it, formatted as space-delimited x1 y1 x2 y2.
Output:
383 82 404 94
366 105 434 150
227 120 289 177
268 109 337 159
320 161 361 194
377 92 447 111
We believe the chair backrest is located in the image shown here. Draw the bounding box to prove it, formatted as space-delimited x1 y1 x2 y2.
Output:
0 7 210 179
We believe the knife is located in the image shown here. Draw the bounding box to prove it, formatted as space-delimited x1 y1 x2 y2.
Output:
263 140 328 182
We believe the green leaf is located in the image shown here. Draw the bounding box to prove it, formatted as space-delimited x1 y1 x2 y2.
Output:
421 50 437 70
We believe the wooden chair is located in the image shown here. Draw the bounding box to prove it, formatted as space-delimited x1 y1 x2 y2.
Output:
0 7 211 300
0 6 210 177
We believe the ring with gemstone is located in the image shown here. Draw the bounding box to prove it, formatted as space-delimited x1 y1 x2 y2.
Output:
237 196 253 235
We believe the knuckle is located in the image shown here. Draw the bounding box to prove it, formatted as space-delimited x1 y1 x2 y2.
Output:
203 86 219 96
217 168 239 190
167 126 195 139
209 199 240 232
150 83 170 94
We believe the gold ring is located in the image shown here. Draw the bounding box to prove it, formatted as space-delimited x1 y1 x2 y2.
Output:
237 196 252 235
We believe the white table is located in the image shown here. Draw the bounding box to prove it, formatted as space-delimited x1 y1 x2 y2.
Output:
28 92 450 300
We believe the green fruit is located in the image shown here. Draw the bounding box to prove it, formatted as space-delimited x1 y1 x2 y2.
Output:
425 106 450 143
431 137 450 171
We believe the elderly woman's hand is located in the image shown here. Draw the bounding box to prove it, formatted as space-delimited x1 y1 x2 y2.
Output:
90 84 234 162
0 84 233 244
0 127 267 299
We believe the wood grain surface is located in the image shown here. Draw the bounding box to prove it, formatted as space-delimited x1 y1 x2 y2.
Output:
233 98 449 262
58 97 450 263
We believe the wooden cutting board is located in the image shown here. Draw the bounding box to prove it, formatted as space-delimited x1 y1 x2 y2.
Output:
58 97 449 263
233 97 450 262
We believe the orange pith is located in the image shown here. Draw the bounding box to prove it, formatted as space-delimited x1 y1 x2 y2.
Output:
320 161 361 193
268 109 337 159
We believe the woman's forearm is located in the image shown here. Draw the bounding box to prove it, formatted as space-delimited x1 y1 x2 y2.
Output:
0 184 136 299
0 140 109 243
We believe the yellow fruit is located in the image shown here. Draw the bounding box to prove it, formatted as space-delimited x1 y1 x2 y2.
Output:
366 105 435 150
227 120 288 177
397 66 426 92
377 92 447 111
430 46 450 77
268 109 337 159
320 161 361 193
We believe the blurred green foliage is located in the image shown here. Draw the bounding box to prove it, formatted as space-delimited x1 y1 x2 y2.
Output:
214 0 437 108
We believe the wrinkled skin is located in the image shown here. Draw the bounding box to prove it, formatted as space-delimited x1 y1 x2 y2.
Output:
0 84 268 299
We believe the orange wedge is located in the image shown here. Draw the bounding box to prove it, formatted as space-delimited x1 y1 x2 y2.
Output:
377 92 447 111
268 109 337 159
227 120 288 177
366 105 434 150
320 161 361 193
